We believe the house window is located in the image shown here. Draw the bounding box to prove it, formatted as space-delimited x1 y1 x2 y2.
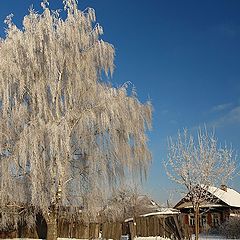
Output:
189 214 195 226
212 213 220 227
200 215 207 227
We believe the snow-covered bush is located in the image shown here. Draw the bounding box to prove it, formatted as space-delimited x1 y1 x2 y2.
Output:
219 216 240 239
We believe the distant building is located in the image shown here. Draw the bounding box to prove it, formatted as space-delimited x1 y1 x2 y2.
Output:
174 185 240 236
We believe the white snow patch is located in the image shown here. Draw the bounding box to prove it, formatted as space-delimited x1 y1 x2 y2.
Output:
134 237 171 240
199 237 240 240
125 208 179 222
193 234 240 240
207 186 240 208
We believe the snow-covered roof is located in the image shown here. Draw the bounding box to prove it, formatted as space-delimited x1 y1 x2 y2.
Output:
207 186 240 208
124 208 180 222
140 208 180 217
175 186 240 209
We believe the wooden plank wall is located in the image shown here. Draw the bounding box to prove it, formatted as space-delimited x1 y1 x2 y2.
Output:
58 219 99 239
57 215 181 240
0 215 181 240
102 222 122 240
133 215 180 239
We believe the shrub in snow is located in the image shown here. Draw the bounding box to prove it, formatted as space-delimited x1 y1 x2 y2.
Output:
219 216 240 239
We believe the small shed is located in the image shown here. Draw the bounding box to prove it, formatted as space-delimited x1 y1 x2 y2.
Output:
123 207 182 240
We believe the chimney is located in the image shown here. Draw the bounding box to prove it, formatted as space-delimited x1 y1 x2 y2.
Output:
220 184 227 192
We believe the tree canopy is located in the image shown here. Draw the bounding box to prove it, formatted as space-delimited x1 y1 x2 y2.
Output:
0 0 152 231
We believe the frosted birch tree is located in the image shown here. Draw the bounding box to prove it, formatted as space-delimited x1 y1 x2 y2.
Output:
165 128 236 240
0 1 152 239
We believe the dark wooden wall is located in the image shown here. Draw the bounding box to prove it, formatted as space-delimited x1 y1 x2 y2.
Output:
0 214 182 240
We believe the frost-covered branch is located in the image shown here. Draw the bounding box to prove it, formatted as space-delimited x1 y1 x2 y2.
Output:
0 0 152 231
164 128 236 240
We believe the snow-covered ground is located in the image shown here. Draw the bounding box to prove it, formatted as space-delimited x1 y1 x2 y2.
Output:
135 236 240 240
194 234 240 240
134 237 170 240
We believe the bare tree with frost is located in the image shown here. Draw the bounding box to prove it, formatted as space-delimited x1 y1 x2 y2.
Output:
102 185 156 238
165 128 236 240
0 0 152 239
102 185 149 222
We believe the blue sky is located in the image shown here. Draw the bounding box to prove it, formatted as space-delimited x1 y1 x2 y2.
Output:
0 0 240 205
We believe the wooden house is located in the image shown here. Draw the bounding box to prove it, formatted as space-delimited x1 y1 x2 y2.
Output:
174 185 240 237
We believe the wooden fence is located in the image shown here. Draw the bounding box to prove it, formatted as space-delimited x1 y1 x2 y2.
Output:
126 215 182 240
0 214 182 239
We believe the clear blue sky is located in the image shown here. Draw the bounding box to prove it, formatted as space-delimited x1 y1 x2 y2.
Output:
1 0 240 205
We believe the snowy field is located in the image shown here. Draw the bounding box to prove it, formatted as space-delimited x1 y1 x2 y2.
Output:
134 237 171 240
193 234 240 240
